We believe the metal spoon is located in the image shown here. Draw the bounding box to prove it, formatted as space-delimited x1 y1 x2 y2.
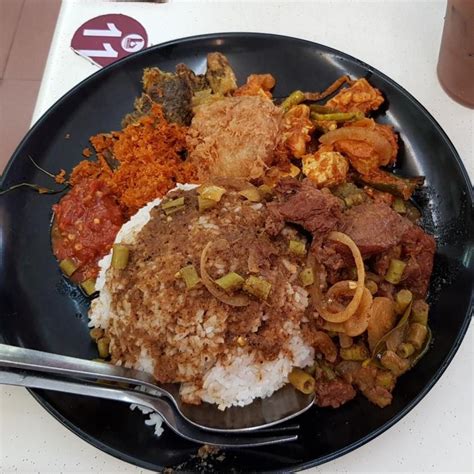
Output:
0 344 314 432
0 368 297 447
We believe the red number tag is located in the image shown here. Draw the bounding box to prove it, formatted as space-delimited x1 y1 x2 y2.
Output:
71 14 148 67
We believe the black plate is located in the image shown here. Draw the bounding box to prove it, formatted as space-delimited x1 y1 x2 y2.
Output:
1 33 473 472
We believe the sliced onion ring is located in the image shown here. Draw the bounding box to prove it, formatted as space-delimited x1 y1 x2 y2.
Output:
200 239 250 307
309 231 365 323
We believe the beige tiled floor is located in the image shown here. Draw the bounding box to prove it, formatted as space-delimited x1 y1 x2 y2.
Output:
0 0 61 173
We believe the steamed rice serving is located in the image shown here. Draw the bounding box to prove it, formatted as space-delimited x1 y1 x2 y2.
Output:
90 183 314 409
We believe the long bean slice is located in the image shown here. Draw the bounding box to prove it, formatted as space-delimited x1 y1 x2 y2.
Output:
280 90 305 112
406 323 428 350
178 265 201 289
340 344 369 361
81 278 96 296
215 272 245 292
311 111 364 122
384 259 407 284
97 337 110 359
162 197 185 210
111 244 129 270
299 268 314 287
289 240 306 256
395 289 413 315
397 342 415 358
411 300 429 325
380 350 410 375
243 276 272 300
288 368 315 394
59 259 77 277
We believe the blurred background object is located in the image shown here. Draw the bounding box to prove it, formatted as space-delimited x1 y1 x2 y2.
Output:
0 0 61 171
437 0 474 108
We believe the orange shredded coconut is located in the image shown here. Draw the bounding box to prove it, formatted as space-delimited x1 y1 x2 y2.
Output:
70 104 197 216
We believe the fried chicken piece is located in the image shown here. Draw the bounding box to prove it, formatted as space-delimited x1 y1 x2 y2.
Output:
281 104 315 158
205 52 238 96
187 96 284 180
234 74 276 98
326 78 384 114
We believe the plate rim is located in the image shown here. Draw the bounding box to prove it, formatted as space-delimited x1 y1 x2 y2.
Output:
2 32 473 472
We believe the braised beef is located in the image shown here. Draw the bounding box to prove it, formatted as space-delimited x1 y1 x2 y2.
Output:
314 378 357 408
340 202 410 257
268 178 343 236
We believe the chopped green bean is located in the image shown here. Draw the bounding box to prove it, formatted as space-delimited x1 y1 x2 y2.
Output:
395 289 413 315
178 265 201 289
406 323 428 350
280 90 306 112
340 344 369 361
411 300 429 325
215 272 245 292
384 259 407 284
81 278 96 296
59 259 77 277
289 240 306 256
380 350 410 375
162 196 185 210
111 244 129 270
288 367 315 394
164 205 185 216
243 275 272 300
97 337 110 359
397 342 415 358
309 104 335 114
311 111 364 122
299 268 314 287
392 198 406 214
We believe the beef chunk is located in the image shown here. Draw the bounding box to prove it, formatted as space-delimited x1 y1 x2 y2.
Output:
340 202 410 257
269 178 343 236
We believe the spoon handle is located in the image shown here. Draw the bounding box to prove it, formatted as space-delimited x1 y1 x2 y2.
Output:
0 343 172 400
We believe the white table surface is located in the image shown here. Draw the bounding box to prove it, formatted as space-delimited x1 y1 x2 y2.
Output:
1 0 472 472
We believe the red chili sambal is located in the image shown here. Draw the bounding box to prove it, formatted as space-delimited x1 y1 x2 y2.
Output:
52 178 124 283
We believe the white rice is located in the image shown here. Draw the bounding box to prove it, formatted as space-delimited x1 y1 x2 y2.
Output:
89 183 315 432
